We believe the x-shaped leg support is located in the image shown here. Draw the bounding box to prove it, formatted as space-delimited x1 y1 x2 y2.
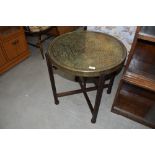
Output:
46 53 115 123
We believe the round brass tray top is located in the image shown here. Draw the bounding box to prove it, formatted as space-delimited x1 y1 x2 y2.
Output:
48 31 127 77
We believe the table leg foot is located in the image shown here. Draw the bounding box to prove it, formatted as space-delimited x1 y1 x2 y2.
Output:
55 100 59 105
91 118 96 123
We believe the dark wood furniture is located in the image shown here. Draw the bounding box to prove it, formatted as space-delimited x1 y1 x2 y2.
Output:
46 31 127 123
55 26 80 35
112 26 155 128
24 26 58 59
0 26 30 74
25 26 80 59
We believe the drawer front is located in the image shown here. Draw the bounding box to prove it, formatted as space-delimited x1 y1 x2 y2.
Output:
0 27 23 41
0 46 7 67
3 34 28 60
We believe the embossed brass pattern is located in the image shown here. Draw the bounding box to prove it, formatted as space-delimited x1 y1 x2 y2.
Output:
48 31 127 77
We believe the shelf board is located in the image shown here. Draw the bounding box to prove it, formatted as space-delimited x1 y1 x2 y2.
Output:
123 71 155 92
138 32 155 43
112 83 155 128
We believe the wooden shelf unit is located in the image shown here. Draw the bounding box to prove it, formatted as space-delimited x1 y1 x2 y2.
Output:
138 26 155 43
112 26 155 128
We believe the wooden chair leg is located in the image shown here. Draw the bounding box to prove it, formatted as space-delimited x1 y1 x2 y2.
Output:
75 76 79 82
84 26 87 30
38 35 44 59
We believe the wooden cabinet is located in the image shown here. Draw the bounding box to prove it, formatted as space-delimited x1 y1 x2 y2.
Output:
112 26 155 128
3 35 28 60
0 27 30 74
0 45 7 67
56 26 79 35
48 26 79 36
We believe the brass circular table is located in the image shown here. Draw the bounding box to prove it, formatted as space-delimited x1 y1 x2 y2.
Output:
46 31 127 123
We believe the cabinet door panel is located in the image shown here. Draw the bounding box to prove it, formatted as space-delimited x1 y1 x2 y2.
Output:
3 38 19 60
3 35 27 60
16 35 28 55
0 46 7 67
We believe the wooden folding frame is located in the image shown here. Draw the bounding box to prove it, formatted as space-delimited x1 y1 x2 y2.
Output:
45 53 118 123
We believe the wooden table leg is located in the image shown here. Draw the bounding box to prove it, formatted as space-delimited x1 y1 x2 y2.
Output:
107 74 115 94
78 77 94 114
45 53 59 105
91 74 106 123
